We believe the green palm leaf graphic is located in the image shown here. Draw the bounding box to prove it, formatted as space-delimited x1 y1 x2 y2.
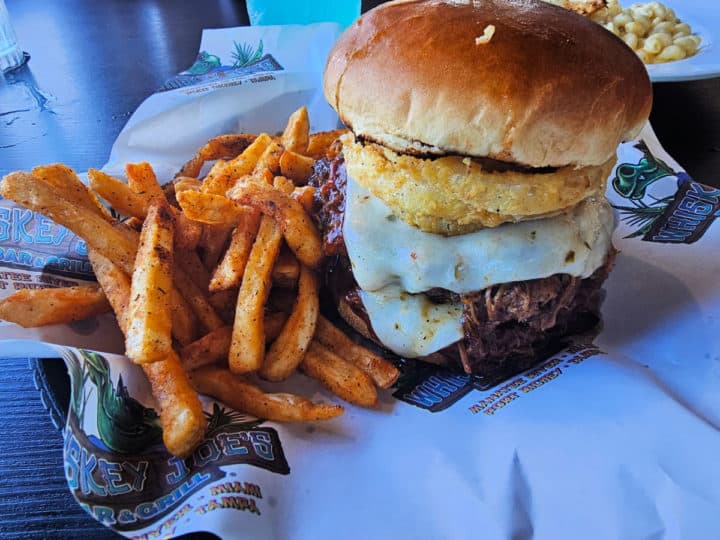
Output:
232 40 264 67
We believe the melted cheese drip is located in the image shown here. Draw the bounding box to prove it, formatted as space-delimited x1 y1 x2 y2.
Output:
343 174 614 357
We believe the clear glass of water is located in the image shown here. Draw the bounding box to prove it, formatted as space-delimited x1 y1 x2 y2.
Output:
0 0 26 73
247 0 362 29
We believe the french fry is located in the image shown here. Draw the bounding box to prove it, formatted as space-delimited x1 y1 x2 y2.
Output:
174 266 224 333
126 162 166 203
125 202 174 364
302 341 378 407
281 106 310 154
292 185 315 214
272 245 300 288
1 172 138 274
177 133 258 179
280 150 315 183
259 265 319 381
315 315 400 389
125 217 144 231
175 248 211 291
189 367 344 422
176 190 245 226
272 175 295 194
170 286 198 346
199 223 233 270
144 351 207 458
33 164 112 220
209 289 238 324
202 133 273 195
126 162 201 250
179 311 287 371
181 325 232 371
0 285 111 328
87 249 132 332
174 176 203 193
305 129 348 160
89 249 205 457
209 210 261 292
228 215 283 373
228 180 323 269
252 141 284 176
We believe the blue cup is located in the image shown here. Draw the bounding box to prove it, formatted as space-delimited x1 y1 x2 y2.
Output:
247 0 361 29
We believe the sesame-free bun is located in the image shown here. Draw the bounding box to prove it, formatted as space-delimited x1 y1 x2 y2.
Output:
324 0 652 168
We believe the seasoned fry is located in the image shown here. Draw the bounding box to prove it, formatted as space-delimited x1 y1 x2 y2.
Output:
209 210 261 292
292 185 315 214
280 150 315 183
228 181 323 269
190 367 344 422
176 190 245 226
281 106 310 154
179 311 287 371
1 172 138 274
228 215 283 373
89 248 205 457
315 315 400 388
33 164 112 220
2 107 401 459
87 249 133 332
253 141 284 176
144 351 207 458
174 176 203 193
125 202 174 364
181 325 232 370
126 162 201 250
272 246 300 288
174 266 224 333
272 175 295 194
0 285 111 328
209 289 237 324
89 169 150 219
175 248 211 291
170 286 198 346
202 133 273 195
260 265 319 381
302 341 378 407
305 129 348 160
199 223 233 270
177 133 258 179
126 162 166 203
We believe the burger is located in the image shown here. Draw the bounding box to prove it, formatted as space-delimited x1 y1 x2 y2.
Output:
310 0 652 379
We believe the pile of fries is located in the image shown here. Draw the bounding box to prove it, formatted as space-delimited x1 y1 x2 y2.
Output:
0 107 399 457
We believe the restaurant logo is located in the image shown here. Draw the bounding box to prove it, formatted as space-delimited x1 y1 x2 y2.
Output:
392 344 603 413
160 40 284 91
63 349 289 534
0 198 93 280
612 141 719 243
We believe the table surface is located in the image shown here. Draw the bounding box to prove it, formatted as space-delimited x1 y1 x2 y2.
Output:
1 1 719 538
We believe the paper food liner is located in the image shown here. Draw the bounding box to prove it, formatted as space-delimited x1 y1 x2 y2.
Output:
1 23 719 540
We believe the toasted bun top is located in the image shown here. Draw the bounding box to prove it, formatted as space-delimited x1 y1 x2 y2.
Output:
324 0 652 168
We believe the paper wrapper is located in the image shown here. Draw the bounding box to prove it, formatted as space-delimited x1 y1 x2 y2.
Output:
1 23 719 540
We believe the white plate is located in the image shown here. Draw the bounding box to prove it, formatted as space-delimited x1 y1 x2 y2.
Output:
640 0 720 82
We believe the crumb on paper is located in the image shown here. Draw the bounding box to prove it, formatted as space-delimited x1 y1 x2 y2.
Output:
475 25 496 45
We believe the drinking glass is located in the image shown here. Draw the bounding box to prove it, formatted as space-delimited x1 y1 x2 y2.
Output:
0 0 26 72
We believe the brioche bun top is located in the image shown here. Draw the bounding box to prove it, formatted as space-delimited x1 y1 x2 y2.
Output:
324 0 652 168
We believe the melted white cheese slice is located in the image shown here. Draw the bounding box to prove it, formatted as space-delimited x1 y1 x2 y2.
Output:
358 286 464 357
344 175 614 294
343 174 614 358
